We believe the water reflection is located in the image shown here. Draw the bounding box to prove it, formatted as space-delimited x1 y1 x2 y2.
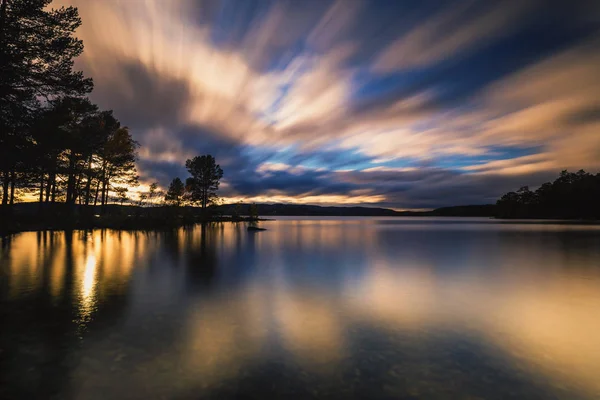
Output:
77 253 97 333
1 218 600 399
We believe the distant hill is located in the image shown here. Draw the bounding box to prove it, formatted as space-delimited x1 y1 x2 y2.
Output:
217 203 497 217
5 202 497 218
217 203 400 216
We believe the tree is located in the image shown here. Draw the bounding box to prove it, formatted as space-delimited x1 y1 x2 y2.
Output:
113 186 128 205
137 193 147 206
248 203 259 227
148 182 158 205
0 0 93 206
18 97 126 209
249 203 259 220
98 126 139 211
52 97 99 205
232 202 242 220
164 178 185 206
496 169 600 219
79 110 120 206
185 155 223 210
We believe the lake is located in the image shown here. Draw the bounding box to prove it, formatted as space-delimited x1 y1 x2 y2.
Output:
1 217 600 399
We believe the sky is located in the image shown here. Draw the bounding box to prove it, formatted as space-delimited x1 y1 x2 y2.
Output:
55 0 600 210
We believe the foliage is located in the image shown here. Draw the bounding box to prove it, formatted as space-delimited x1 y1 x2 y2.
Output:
184 155 223 210
113 186 128 205
1 0 93 205
20 97 138 210
138 192 148 206
496 170 600 219
147 182 158 205
164 177 185 206
99 126 139 207
249 203 259 219
248 203 259 227
232 202 242 220
0 2 231 221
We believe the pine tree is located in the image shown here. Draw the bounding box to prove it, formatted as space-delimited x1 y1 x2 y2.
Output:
185 155 223 210
165 178 185 206
0 0 93 205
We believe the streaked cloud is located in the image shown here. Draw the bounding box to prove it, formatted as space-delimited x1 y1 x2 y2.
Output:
52 0 600 209
372 1 538 73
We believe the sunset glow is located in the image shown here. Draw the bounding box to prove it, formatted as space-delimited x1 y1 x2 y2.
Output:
51 0 600 208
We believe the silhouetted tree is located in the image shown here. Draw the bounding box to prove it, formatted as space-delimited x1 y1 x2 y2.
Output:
185 155 223 210
248 203 259 227
79 110 120 206
148 182 158 205
232 202 242 220
165 177 185 206
52 97 98 205
98 127 139 211
249 203 259 219
138 192 148 207
496 170 600 219
0 0 93 206
113 186 128 205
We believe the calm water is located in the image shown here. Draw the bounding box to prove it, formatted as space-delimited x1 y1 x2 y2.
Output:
1 217 600 400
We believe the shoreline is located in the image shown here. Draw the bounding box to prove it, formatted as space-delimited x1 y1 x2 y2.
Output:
2 203 598 237
0 217 272 237
0 206 272 236
3 215 599 237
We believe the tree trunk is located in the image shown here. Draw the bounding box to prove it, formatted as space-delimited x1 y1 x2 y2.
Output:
65 150 77 204
45 178 51 202
84 154 93 206
39 172 44 203
1 169 9 206
100 178 109 213
45 154 57 202
51 178 57 203
93 178 100 206
99 164 107 209
74 168 84 205
9 170 15 205
101 179 107 206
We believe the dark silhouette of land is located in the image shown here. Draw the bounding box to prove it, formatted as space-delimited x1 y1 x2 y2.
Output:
218 203 497 217
0 202 499 235
496 170 600 219
0 203 258 235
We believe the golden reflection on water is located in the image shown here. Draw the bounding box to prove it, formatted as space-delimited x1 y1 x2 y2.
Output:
76 253 98 331
348 262 600 396
176 220 600 398
3 220 600 399
174 256 600 397
273 291 345 368
4 230 139 324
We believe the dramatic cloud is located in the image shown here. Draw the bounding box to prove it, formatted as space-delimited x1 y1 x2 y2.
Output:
372 1 538 73
54 0 600 209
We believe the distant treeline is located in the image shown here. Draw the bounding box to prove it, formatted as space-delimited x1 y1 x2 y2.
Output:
496 170 600 219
